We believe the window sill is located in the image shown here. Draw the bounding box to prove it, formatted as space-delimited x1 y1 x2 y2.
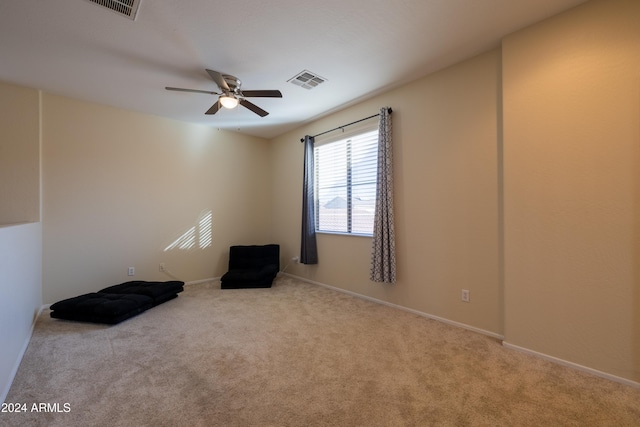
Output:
316 231 372 238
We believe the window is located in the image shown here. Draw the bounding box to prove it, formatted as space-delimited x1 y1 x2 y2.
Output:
314 127 378 235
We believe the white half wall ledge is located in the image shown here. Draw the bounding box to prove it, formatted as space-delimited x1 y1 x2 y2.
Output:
502 342 640 390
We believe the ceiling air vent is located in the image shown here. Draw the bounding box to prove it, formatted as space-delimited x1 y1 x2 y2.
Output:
86 0 141 20
288 70 326 90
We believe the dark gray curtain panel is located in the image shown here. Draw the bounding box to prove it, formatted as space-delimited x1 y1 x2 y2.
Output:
370 107 396 283
300 135 318 264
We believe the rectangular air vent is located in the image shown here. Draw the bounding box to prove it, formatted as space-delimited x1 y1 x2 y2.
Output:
288 70 326 90
86 0 141 20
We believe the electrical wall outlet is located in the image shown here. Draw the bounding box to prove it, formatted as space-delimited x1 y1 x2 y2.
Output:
291 256 299 263
128 267 135 276
461 289 470 303
159 263 166 272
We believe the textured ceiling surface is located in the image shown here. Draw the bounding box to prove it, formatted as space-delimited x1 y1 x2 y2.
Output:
0 0 587 138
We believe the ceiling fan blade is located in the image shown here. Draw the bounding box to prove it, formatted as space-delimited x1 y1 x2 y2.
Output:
239 99 269 117
206 69 230 92
165 87 219 95
240 90 282 98
205 99 222 115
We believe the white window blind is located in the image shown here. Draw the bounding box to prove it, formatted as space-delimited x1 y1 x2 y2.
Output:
314 128 379 235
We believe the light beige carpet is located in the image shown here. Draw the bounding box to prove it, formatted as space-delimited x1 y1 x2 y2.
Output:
3 276 639 426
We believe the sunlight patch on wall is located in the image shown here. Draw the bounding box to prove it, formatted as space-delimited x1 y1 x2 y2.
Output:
164 210 212 251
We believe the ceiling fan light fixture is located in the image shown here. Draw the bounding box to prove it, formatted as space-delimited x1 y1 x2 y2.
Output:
220 96 239 109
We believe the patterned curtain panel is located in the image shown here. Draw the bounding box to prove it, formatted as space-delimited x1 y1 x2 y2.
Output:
300 135 318 264
370 107 396 283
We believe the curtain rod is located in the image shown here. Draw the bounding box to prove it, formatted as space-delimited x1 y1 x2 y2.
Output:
300 107 392 142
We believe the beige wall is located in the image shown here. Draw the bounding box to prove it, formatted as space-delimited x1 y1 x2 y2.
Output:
42 94 272 303
502 0 640 382
0 82 40 224
271 49 502 336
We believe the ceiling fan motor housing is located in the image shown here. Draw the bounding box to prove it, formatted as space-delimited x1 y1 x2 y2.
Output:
221 74 242 94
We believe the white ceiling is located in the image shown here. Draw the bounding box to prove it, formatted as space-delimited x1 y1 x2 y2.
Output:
0 0 588 139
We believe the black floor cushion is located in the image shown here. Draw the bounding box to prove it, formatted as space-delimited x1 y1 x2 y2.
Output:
50 293 153 324
220 244 280 289
221 265 279 289
50 280 185 325
99 280 184 305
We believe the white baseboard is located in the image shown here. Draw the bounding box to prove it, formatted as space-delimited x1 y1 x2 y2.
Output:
503 342 640 389
1 304 48 404
185 277 218 286
281 273 640 389
280 273 504 340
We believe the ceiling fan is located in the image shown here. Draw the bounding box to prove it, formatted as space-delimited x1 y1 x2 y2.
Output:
165 69 282 117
